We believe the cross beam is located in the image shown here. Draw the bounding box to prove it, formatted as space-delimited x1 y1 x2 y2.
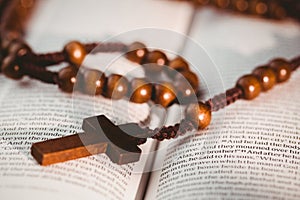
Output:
31 115 146 165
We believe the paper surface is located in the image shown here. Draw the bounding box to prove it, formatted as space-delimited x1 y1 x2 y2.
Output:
145 8 300 200
0 1 194 200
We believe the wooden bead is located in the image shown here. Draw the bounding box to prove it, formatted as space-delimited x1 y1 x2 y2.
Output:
57 66 78 93
167 57 189 78
153 83 176 107
177 71 199 91
143 50 168 73
83 69 106 95
105 74 129 100
249 0 268 15
1 32 22 51
236 74 261 100
126 42 148 63
1 55 23 79
234 0 249 12
145 50 168 65
270 4 287 19
144 51 168 73
8 40 32 57
252 66 276 91
63 41 86 67
169 57 189 72
185 102 211 130
130 78 152 103
269 58 291 83
174 73 196 104
215 0 230 8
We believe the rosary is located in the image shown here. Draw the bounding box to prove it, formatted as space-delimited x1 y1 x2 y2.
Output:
0 0 299 165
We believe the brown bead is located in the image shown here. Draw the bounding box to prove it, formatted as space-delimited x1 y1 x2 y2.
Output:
153 83 176 107
256 2 268 15
145 50 168 65
236 74 261 100
57 66 78 93
176 71 199 91
234 0 249 12
83 69 106 95
185 102 211 130
272 5 286 19
1 31 22 51
63 41 86 67
167 57 189 78
169 57 189 72
144 51 168 73
126 42 148 63
216 0 230 8
249 0 268 15
1 55 23 80
252 66 276 91
8 40 32 57
269 58 291 83
174 73 197 104
130 78 152 103
105 74 129 100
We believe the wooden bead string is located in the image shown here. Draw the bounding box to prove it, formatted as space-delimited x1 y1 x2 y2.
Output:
180 0 300 21
0 38 201 107
2 38 298 145
0 0 299 145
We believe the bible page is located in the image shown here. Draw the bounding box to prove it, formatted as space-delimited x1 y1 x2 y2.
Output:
145 8 300 200
0 0 194 200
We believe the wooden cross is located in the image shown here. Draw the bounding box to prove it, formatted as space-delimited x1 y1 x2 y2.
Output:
31 115 146 166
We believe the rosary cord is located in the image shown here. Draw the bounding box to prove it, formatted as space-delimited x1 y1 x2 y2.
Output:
22 63 58 84
205 87 242 112
30 42 128 67
290 55 300 71
10 41 129 84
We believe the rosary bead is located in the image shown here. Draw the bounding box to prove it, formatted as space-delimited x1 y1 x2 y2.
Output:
1 32 22 51
83 69 106 95
269 3 286 19
233 0 249 12
167 57 189 77
1 55 23 79
130 78 152 103
169 57 189 72
236 74 261 100
105 74 129 100
144 51 168 73
252 66 276 91
126 42 148 63
8 40 32 57
269 58 291 83
215 0 230 8
57 66 78 93
153 83 176 107
174 73 195 102
63 41 87 67
143 51 168 76
185 102 211 130
177 70 199 91
145 50 168 65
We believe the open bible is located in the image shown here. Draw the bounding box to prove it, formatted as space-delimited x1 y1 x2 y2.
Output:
0 1 300 199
